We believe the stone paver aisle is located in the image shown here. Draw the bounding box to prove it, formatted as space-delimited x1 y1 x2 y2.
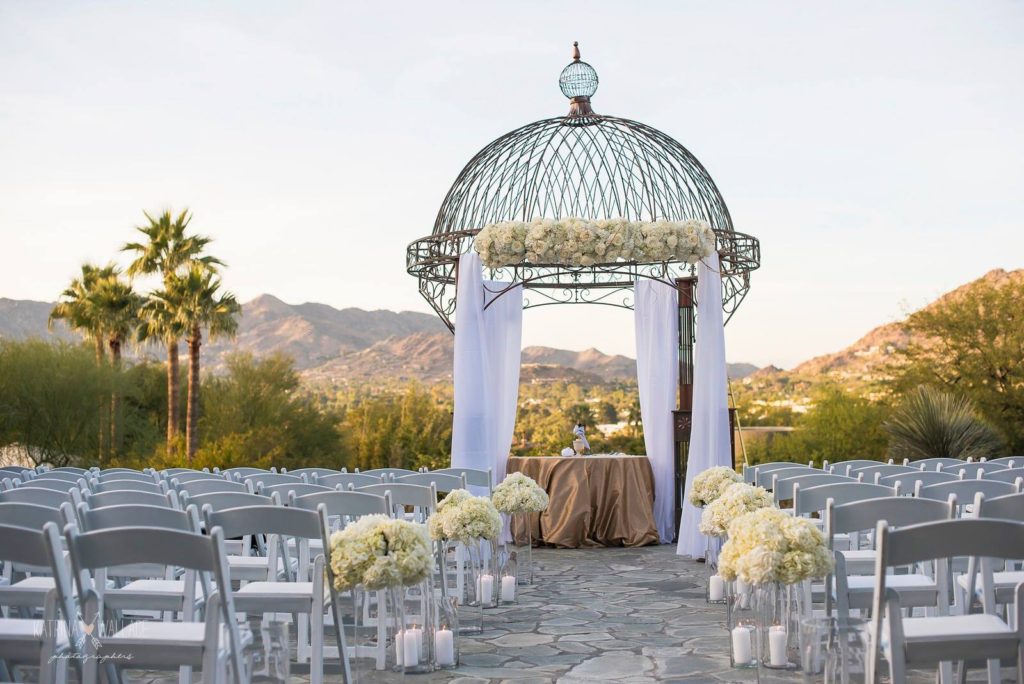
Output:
366 545 755 684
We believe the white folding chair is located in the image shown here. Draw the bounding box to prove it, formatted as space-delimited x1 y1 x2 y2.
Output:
184 492 281 583
878 470 958 492
827 495 954 621
770 471 854 505
870 518 1024 684
980 468 1024 485
0 523 76 684
0 504 70 615
824 459 883 477
915 479 1021 516
63 524 247 684
747 462 810 486
957 493 1024 611
203 504 347 684
0 487 78 509
433 467 494 495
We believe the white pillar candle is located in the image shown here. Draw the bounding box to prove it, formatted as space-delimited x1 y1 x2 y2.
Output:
407 626 422 663
477 574 494 606
768 625 788 667
731 625 752 665
435 628 455 666
403 627 419 666
709 575 725 601
501 575 516 602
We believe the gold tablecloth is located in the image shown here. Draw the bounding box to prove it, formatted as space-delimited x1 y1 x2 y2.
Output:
507 455 660 548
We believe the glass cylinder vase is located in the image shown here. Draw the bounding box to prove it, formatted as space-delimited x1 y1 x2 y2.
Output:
756 582 804 673
513 511 534 585
432 595 460 669
497 548 518 605
387 580 435 675
441 540 485 634
726 580 758 669
705 535 726 604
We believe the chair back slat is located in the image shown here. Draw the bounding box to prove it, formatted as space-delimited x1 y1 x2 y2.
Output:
848 464 918 482
204 504 320 540
66 526 218 572
772 472 854 502
755 465 811 489
284 467 339 478
243 473 305 489
360 468 419 479
31 471 86 484
0 487 72 508
84 489 176 509
915 479 1019 504
0 502 64 530
15 478 83 493
397 472 467 493
912 457 966 471
745 462 809 485
165 471 223 484
827 495 954 537
881 517 1024 567
824 459 881 477
877 470 957 490
979 467 1024 484
181 491 270 512
88 478 165 494
79 503 196 533
975 492 1024 521
358 483 436 509
260 482 331 499
794 482 895 515
290 490 388 518
433 467 493 488
175 478 251 497
93 471 156 484
314 472 382 489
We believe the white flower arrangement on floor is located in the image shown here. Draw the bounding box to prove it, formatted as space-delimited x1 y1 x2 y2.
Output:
491 472 550 514
717 507 833 585
698 482 773 538
328 514 434 591
428 490 503 544
688 466 743 508
473 217 717 269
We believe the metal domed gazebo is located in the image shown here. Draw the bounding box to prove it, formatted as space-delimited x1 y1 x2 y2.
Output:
407 42 760 331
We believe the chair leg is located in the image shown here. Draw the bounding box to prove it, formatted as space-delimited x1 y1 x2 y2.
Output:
938 660 953 684
375 589 386 671
178 663 192 683
985 658 1000 684
311 603 324 684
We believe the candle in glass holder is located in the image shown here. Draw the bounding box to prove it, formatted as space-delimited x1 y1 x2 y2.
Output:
768 625 787 667
731 624 752 665
477 574 494 606
709 575 725 601
435 627 455 666
395 630 405 666
501 575 516 602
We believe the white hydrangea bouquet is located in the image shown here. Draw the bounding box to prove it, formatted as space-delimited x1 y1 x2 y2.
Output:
699 482 773 538
688 466 742 508
328 514 434 591
717 507 833 585
491 473 549 514
474 217 716 270
427 490 502 544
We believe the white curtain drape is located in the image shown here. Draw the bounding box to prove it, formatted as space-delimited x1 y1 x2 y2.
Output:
451 252 522 494
634 279 680 544
677 254 732 558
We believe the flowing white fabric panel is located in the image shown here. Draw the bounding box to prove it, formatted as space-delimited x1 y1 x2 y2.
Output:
634 279 680 544
677 255 732 558
483 281 523 486
451 252 523 500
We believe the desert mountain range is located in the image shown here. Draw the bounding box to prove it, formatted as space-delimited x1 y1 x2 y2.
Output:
0 294 754 385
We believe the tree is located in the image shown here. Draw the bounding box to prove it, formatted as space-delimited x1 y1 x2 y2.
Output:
123 209 223 453
91 272 142 458
158 266 240 464
884 385 1005 462
891 275 1024 452
137 291 188 457
49 263 120 460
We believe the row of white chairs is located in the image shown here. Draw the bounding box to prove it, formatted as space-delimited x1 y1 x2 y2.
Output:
744 459 1024 683
0 464 493 683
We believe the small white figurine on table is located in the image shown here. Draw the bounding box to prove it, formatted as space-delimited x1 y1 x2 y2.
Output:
572 422 590 455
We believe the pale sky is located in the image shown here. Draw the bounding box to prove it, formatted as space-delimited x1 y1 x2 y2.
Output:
1 1 1022 369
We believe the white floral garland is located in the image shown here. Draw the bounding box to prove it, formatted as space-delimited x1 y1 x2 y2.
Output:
473 217 717 269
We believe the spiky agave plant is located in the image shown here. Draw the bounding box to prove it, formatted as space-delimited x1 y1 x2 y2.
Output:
884 385 1005 462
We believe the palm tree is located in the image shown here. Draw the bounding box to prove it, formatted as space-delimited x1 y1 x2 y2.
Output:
159 266 241 464
137 293 188 457
122 209 223 448
92 272 142 458
49 263 120 461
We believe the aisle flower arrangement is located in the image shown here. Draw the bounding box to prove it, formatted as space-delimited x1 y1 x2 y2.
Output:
491 472 549 514
688 466 743 508
328 514 433 591
717 507 833 585
427 491 502 544
474 217 717 269
699 482 773 538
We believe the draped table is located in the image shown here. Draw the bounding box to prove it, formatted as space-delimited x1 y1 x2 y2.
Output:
507 455 660 548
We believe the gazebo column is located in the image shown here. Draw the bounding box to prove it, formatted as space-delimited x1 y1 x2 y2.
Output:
672 277 696 537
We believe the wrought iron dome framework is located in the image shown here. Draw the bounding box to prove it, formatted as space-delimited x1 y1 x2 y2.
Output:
407 42 760 332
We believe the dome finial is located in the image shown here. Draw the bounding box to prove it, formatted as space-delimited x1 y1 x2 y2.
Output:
559 42 599 117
